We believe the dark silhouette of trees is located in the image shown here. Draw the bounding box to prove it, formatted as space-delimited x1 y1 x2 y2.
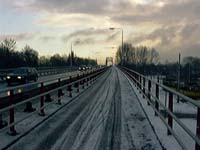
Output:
22 45 39 67
116 43 160 75
0 38 97 69
0 39 17 68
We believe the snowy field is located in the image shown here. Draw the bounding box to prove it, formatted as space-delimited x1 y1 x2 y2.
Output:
1 67 162 150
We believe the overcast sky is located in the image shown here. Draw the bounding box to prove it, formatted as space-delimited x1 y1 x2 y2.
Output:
0 0 200 64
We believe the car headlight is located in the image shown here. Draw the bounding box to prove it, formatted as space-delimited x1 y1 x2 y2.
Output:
17 76 22 79
6 76 11 79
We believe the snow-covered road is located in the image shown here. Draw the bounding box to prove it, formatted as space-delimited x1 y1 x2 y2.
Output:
8 67 162 150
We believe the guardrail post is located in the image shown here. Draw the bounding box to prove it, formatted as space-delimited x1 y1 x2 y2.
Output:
68 76 72 97
89 75 92 84
39 83 45 116
168 92 173 135
45 94 53 102
157 75 159 83
196 107 200 150
8 89 17 135
76 74 80 93
139 76 142 93
133 73 136 84
136 74 139 89
82 74 85 89
155 84 159 116
86 75 89 86
57 78 62 104
24 101 36 113
0 113 7 129
68 84 72 97
58 78 64 97
143 77 145 98
147 80 151 105
92 75 95 83
132 73 136 86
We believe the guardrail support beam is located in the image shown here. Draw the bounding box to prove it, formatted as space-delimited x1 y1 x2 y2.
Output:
196 108 200 150
0 113 7 129
76 75 80 93
24 101 36 113
39 83 45 116
57 78 62 104
143 77 145 98
168 92 173 135
147 80 151 105
68 85 72 97
45 94 53 102
155 84 159 116
8 90 17 135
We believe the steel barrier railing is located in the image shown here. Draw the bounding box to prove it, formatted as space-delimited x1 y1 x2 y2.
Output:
0 67 107 136
0 67 78 81
120 66 200 150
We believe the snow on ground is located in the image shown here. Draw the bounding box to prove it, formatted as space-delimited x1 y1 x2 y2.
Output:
1 67 162 150
118 69 162 150
146 76 196 115
123 71 197 150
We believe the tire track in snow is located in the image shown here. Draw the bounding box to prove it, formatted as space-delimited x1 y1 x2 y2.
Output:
54 69 113 150
97 68 121 150
10 68 111 150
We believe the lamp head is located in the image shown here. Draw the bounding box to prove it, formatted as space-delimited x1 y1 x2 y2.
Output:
109 27 115 30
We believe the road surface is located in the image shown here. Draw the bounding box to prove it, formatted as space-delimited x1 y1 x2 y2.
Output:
8 67 162 150
0 71 80 89
0 71 81 98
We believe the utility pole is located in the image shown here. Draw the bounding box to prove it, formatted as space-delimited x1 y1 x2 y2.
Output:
109 27 123 66
189 63 191 84
70 42 73 69
177 53 181 103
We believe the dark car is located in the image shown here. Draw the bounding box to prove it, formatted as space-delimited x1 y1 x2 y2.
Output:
6 67 38 85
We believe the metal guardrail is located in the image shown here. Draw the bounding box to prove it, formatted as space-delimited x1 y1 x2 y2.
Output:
0 67 107 136
0 67 78 81
120 66 200 150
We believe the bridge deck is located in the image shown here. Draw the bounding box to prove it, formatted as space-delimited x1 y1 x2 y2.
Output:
3 67 162 150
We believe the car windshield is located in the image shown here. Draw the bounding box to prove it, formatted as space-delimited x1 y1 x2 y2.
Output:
13 68 28 74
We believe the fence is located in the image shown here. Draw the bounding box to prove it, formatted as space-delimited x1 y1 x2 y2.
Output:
0 67 78 81
120 66 200 150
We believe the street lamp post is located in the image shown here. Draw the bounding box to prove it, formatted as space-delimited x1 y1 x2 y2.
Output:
70 42 73 69
70 41 80 69
109 27 124 65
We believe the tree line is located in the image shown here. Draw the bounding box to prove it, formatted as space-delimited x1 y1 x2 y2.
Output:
116 43 159 74
116 42 200 84
0 39 97 69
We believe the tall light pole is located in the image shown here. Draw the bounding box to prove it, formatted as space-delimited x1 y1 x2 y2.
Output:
177 52 181 103
70 41 80 69
70 42 73 68
109 27 124 65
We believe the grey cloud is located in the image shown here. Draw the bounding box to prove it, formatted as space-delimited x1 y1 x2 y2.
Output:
73 37 96 45
111 0 200 24
130 23 200 62
62 28 110 42
23 0 111 15
181 23 200 38
106 32 120 43
40 36 56 42
0 33 36 41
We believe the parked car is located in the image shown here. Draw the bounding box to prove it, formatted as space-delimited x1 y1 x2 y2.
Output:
6 67 38 85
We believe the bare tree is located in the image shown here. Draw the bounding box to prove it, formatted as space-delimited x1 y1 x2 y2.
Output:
149 48 159 64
